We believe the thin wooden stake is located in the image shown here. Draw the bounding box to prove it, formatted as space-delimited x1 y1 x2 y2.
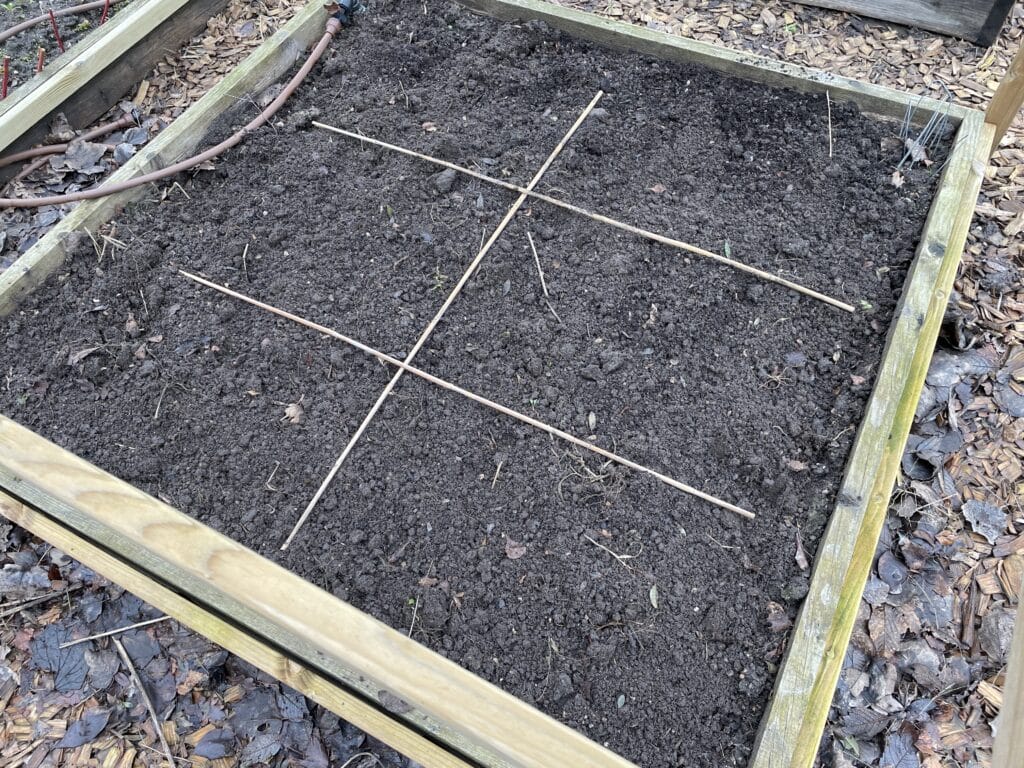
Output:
314 121 855 313
113 637 176 768
35 47 45 74
48 10 65 52
60 615 170 649
1 57 9 100
180 270 756 522
282 91 607 550
100 0 112 24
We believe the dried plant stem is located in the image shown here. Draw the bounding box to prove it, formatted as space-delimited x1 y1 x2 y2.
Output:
527 231 549 298
60 615 169 649
280 92 607 550
113 637 176 768
314 120 854 313
180 270 756 522
827 91 834 159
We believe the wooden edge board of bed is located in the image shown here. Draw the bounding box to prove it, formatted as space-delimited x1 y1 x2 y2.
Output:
0 416 635 768
454 0 977 124
750 113 994 768
0 0 194 156
0 490 476 768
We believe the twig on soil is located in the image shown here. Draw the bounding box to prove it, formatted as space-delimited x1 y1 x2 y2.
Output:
0 585 81 619
113 637 176 768
280 92 607 550
60 616 170 649
241 243 250 282
491 459 503 488
583 534 639 571
265 461 281 491
180 270 756 522
826 91 834 159
313 120 856 313
527 231 549 298
153 384 168 420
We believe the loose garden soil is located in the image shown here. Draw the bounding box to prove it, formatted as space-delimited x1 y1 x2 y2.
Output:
0 1 948 765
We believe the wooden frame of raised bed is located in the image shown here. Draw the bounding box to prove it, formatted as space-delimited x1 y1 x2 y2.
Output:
0 1 1001 766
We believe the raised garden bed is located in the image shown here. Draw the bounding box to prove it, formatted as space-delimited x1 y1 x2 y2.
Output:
0 0 993 766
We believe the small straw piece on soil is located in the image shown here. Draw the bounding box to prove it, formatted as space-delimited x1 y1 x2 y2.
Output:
59 616 170 649
281 91 607 550
113 637 176 768
827 91 834 158
527 231 549 298
180 270 756 522
314 121 855 313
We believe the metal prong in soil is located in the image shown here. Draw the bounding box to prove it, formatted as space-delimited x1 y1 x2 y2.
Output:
180 270 757 523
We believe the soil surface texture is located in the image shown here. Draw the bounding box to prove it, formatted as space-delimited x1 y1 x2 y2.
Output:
0 0 132 91
0 1 948 765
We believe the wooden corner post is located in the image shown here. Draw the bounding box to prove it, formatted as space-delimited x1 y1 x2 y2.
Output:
986 42 1024 154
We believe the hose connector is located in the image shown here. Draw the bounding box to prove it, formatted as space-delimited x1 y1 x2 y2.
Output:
324 0 360 27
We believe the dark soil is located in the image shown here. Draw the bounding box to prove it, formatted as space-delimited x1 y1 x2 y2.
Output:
0 1 948 765
0 0 132 91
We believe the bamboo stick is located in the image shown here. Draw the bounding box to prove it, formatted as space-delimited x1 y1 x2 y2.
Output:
180 270 755 521
281 91 607 550
313 121 856 313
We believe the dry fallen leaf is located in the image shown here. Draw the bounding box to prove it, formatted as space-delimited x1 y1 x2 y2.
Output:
786 458 809 472
795 531 809 571
649 183 667 193
421 121 438 132
891 170 905 188
282 396 305 425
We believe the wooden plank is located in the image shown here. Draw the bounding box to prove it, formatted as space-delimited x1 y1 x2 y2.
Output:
0 0 192 157
0 0 228 186
789 0 1014 47
0 0 328 317
992 597 1024 766
0 416 634 768
454 0 976 124
750 114 994 768
986 42 1024 155
0 491 474 768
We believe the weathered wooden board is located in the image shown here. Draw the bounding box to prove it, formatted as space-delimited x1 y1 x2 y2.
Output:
456 0 973 124
0 491 474 768
986 42 1024 154
0 0 227 187
0 416 634 768
992 589 1024 767
750 113 994 768
0 1 327 317
790 0 1014 48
